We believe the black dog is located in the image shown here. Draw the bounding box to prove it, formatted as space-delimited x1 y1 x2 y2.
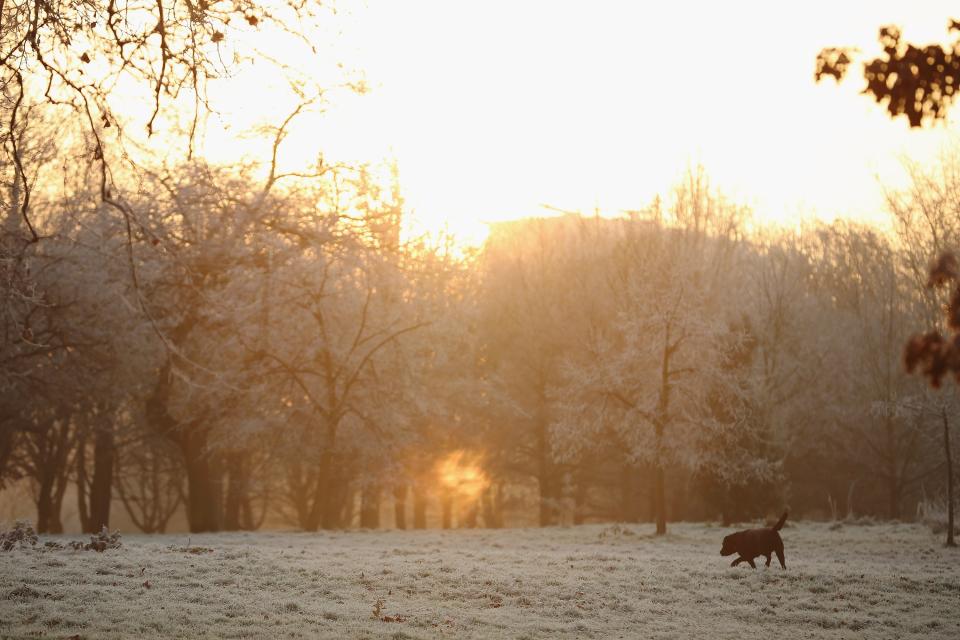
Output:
720 511 787 569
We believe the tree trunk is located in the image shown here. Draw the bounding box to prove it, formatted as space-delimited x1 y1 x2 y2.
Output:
223 452 248 531
885 415 901 520
943 407 956 547
89 422 115 531
302 425 347 531
36 474 62 534
0 420 15 488
654 462 666 535
360 483 381 528
182 427 221 533
339 482 356 528
536 415 558 527
482 484 502 528
322 473 350 530
75 419 115 533
393 485 407 529
413 485 427 529
34 413 73 534
620 463 641 523
653 322 672 536
76 433 92 533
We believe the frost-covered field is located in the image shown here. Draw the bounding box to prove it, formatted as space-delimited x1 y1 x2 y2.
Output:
1 522 958 639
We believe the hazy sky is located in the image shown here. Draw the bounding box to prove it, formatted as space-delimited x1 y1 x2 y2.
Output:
204 1 960 242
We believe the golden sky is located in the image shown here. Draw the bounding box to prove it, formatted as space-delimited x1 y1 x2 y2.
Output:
200 0 960 243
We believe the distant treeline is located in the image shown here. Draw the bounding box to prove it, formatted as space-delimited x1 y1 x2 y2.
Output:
1 159 957 534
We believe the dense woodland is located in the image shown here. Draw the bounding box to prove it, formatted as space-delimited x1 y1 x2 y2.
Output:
2 147 959 534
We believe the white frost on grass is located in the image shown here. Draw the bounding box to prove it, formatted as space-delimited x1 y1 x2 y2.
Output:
1 522 958 639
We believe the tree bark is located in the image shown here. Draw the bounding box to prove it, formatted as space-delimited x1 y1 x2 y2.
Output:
88 423 115 531
33 412 73 534
182 427 222 533
147 358 220 532
36 473 64 533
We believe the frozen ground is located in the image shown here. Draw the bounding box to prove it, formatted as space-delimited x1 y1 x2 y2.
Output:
1 521 958 639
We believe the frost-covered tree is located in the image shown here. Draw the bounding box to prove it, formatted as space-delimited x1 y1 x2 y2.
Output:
799 223 931 520
562 225 736 534
476 215 603 526
1 0 348 244
221 166 440 531
556 172 760 534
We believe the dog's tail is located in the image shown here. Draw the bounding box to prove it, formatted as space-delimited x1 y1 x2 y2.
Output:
773 510 788 532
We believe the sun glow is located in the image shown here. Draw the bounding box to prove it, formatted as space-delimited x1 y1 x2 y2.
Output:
436 450 489 500
187 0 960 247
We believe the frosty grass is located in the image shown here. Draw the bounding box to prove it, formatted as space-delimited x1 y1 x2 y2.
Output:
1 521 958 639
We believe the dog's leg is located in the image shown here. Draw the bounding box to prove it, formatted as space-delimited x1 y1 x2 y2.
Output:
747 558 757 569
731 557 744 567
765 553 772 567
775 547 786 569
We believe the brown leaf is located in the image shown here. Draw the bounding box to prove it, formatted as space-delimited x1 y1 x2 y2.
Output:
211 31 224 43
80 52 90 63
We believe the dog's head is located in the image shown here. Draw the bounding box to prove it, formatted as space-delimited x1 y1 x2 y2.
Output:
720 533 738 556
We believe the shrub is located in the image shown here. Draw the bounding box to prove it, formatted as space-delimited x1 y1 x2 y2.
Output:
0 520 38 551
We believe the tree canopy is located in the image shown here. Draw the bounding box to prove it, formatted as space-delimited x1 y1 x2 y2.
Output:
1 0 334 241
